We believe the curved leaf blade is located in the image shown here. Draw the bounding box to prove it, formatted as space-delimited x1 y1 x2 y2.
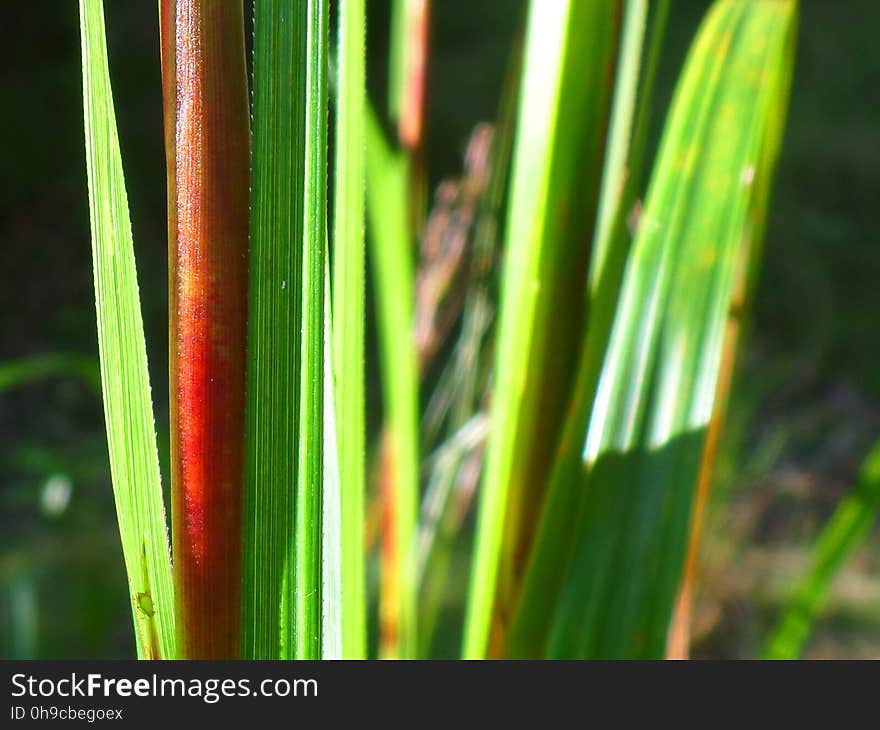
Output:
79 0 174 660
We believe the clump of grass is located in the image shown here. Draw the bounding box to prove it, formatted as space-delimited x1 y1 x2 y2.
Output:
75 0 837 661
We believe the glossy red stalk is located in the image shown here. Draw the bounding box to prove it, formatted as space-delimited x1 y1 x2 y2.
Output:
160 0 250 659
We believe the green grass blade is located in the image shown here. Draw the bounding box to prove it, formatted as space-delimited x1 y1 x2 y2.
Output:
244 0 304 660
590 0 650 287
331 0 367 660
764 440 880 659
245 0 327 662
78 0 174 660
507 0 669 660
535 0 797 659
365 102 419 659
462 0 620 659
294 0 329 662
371 0 430 659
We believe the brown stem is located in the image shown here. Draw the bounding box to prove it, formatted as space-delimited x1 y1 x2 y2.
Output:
161 0 250 659
666 237 751 660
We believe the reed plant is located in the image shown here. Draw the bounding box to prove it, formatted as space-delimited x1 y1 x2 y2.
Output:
76 0 821 659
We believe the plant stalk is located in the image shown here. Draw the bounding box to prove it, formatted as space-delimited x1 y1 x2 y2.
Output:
161 0 251 660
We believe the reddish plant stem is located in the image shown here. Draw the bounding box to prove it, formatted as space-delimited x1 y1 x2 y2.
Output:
160 0 250 659
666 240 750 660
398 0 430 154
405 0 430 239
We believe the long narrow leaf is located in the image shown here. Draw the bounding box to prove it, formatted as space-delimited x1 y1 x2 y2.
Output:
523 0 797 659
243 0 327 661
243 0 307 660
372 0 432 659
79 0 174 660
590 0 651 287
365 104 420 659
764 440 880 659
331 0 367 660
507 0 669 659
462 0 620 659
295 0 329 660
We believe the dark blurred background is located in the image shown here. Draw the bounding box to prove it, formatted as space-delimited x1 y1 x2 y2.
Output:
1 1 878 658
